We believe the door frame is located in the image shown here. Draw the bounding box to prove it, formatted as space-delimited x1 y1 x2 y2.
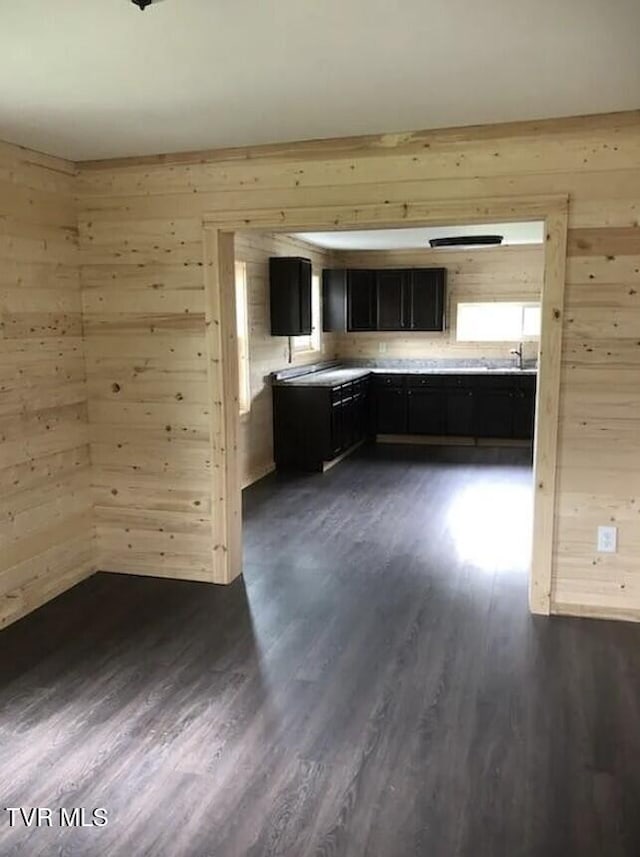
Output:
203 194 569 615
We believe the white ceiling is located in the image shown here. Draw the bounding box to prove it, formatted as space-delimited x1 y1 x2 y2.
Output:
1 0 639 161
293 222 545 251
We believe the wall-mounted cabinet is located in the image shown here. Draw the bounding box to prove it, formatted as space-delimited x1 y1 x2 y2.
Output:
270 257 312 336
323 267 446 333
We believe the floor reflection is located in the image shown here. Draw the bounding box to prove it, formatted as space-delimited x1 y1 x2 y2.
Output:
445 476 533 573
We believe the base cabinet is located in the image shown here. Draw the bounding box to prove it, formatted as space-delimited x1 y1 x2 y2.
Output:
407 388 445 435
274 371 536 472
373 374 536 441
274 379 370 472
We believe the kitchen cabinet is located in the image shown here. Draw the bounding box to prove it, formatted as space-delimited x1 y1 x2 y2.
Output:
273 369 536 472
347 269 377 331
322 267 447 332
512 383 537 439
273 377 371 471
475 386 514 439
407 386 445 435
372 375 407 434
322 269 347 332
377 269 411 330
270 257 312 336
444 383 475 436
410 268 446 331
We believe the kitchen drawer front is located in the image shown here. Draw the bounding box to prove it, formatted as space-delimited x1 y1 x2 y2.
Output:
373 374 405 388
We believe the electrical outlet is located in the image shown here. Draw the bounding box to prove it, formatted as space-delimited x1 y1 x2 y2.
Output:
378 342 387 354
597 525 617 553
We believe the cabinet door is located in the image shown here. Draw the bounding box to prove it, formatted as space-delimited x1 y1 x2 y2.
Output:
374 386 407 434
329 400 344 458
376 269 410 330
347 270 377 331
341 391 356 450
407 388 445 435
410 269 446 331
445 387 475 436
475 389 514 438
512 386 536 439
352 385 368 442
322 269 347 332
269 257 312 336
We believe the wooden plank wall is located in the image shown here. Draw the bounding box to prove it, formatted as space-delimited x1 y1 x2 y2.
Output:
0 141 95 628
335 244 543 362
79 198 214 581
76 110 640 620
235 232 337 487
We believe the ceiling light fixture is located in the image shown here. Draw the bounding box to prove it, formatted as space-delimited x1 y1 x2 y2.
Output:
131 0 154 9
429 235 504 248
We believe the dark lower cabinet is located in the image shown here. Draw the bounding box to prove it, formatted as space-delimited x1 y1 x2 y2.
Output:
274 379 370 472
445 386 475 436
407 388 445 435
274 371 536 472
512 386 536 439
372 376 407 434
475 388 514 439
373 373 536 441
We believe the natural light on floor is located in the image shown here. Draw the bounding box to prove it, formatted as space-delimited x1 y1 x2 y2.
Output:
445 480 533 573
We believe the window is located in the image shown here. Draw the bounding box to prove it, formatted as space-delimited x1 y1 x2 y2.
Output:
292 274 322 354
456 301 541 342
235 261 251 414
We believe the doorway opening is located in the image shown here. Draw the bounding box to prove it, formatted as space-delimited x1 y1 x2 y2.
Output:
203 195 568 615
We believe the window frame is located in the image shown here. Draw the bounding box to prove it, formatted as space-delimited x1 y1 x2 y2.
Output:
234 260 251 415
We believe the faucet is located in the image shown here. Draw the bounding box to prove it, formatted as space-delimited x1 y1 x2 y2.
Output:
510 342 524 371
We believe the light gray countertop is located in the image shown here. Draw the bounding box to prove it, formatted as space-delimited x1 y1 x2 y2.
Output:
278 365 537 387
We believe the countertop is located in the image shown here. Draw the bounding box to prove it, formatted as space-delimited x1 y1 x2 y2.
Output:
278 365 537 387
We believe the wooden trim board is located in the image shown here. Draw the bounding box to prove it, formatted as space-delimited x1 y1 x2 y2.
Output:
322 440 366 472
203 194 568 615
377 435 532 449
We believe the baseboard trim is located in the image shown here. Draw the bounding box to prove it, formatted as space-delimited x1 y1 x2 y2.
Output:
322 440 366 472
552 601 640 623
242 462 276 489
376 434 531 449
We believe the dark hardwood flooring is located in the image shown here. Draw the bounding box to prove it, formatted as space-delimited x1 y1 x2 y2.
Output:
1 444 640 856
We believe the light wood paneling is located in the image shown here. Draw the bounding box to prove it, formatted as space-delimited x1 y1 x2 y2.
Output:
0 142 95 628
76 110 640 621
334 244 543 363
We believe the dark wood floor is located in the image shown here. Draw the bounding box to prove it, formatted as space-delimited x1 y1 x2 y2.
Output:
1 444 640 856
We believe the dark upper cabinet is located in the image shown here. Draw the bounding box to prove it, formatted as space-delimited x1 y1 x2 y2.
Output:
322 266 446 332
348 269 377 331
322 269 347 332
270 257 312 336
410 268 446 331
377 269 411 330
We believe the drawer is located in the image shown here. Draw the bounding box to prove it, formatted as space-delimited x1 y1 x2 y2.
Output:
406 374 451 388
373 374 405 387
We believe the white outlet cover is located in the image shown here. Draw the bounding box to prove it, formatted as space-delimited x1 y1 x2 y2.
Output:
597 525 617 553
